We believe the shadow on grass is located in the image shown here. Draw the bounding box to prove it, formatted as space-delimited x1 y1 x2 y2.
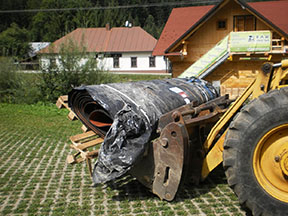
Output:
107 165 227 202
105 165 251 215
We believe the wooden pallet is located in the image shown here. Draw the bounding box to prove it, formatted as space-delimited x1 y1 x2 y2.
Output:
56 95 78 121
56 96 100 176
67 130 104 177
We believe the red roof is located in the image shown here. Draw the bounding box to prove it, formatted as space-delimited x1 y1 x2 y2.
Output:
247 1 288 36
40 27 157 54
152 5 214 56
153 0 288 56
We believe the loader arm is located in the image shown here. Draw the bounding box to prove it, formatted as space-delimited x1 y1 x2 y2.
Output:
202 60 288 180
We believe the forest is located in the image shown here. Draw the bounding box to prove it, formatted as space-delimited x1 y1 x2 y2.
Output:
0 0 270 58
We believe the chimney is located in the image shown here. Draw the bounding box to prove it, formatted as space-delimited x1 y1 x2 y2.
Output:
105 23 110 31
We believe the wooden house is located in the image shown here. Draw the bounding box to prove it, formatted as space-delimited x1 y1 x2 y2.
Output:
153 0 288 98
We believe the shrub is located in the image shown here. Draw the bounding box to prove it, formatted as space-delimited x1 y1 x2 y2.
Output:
0 57 21 103
0 58 42 104
16 73 42 104
38 40 115 102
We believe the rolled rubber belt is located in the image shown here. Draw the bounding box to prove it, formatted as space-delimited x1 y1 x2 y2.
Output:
69 91 112 137
69 79 218 138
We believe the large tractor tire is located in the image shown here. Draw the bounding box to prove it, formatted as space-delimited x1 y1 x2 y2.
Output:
223 87 288 216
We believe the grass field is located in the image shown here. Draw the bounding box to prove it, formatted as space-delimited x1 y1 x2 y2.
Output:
21 72 171 84
0 103 246 215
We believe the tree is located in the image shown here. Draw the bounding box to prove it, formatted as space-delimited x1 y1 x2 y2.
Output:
144 15 159 38
2 0 266 42
30 0 96 42
0 23 30 59
0 0 30 33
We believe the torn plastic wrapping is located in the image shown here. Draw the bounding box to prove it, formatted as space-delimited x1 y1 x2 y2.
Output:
68 78 218 184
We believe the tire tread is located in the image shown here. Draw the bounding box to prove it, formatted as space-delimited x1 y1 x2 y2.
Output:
223 87 288 216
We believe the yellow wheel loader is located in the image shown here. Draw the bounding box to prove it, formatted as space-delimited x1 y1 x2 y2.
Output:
63 60 288 216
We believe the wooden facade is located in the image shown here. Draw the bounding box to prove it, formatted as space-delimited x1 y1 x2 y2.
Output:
167 0 287 99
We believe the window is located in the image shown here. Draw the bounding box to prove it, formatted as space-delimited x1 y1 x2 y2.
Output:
131 57 137 68
149 56 156 67
50 58 56 67
234 15 256 31
98 54 104 59
113 57 119 68
217 20 227 30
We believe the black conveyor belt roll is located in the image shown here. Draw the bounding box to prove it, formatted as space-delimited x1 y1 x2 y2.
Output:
68 78 218 184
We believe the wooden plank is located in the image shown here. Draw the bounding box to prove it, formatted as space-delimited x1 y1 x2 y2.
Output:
67 110 77 121
87 150 99 158
56 95 69 109
81 125 89 132
56 97 65 109
70 131 96 143
67 154 85 164
86 158 93 177
76 138 103 150
62 103 70 110
61 95 68 101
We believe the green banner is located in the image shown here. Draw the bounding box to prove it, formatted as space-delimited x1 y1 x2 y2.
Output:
230 31 271 52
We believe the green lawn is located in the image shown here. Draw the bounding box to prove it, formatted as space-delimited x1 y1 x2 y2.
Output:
21 72 171 84
0 103 245 215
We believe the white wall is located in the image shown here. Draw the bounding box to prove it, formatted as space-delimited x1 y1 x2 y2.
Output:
40 57 89 70
98 52 168 73
40 52 169 74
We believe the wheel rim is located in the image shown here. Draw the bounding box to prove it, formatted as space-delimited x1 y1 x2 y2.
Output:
253 124 288 203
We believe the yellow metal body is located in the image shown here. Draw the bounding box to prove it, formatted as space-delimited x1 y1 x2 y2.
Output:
270 60 288 90
201 60 288 180
253 124 288 202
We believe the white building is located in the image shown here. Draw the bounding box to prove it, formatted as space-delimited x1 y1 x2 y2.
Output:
39 26 169 74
